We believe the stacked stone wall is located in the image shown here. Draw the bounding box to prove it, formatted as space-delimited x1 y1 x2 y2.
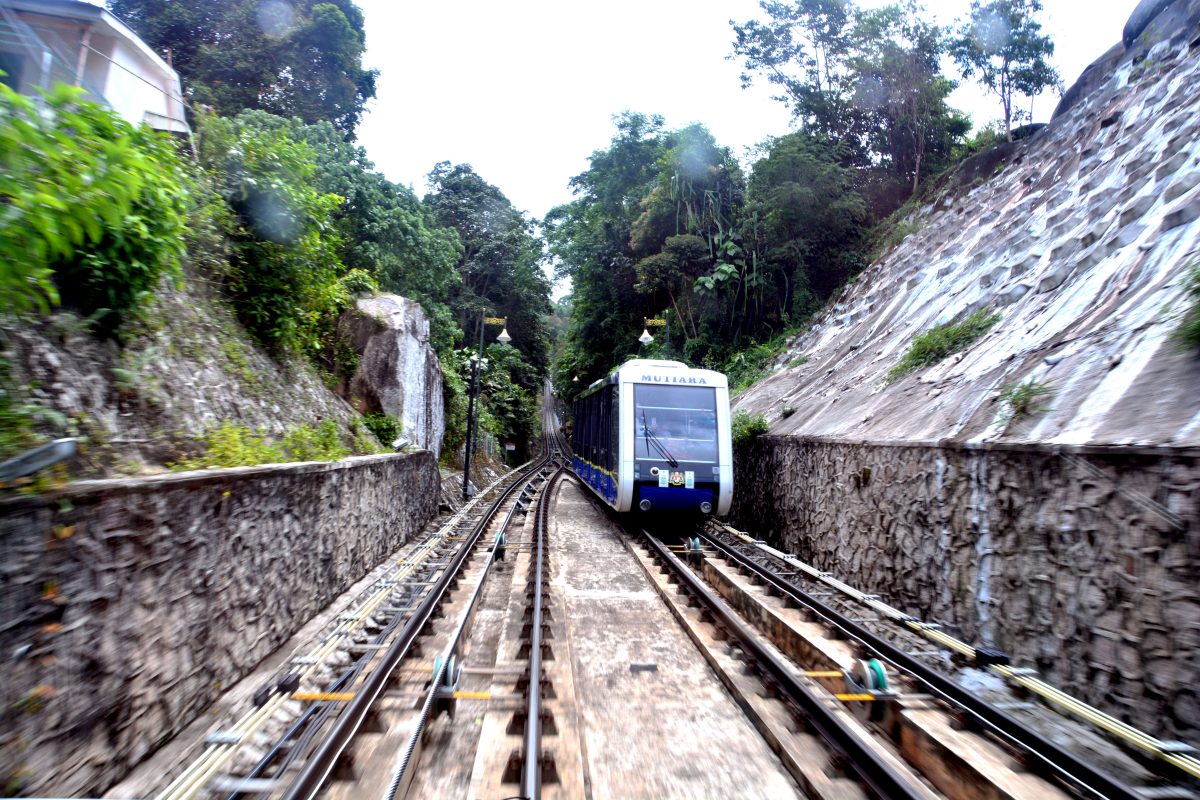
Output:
731 437 1200 744
0 450 439 796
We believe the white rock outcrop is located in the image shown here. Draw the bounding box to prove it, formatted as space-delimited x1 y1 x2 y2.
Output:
342 295 445 456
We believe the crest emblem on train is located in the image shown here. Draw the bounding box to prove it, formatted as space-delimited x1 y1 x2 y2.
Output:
669 471 685 486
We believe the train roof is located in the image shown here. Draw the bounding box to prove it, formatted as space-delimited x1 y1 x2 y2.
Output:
612 359 728 388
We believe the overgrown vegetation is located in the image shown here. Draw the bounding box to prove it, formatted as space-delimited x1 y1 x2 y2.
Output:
0 82 189 334
1000 380 1050 418
362 412 403 447
731 410 770 445
725 331 800 395
887 309 1001 382
171 419 356 470
1176 265 1200 349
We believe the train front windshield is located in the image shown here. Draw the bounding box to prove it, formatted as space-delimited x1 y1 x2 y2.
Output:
634 385 718 464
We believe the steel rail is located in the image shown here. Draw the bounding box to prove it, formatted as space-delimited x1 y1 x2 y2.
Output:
720 524 1200 782
157 466 528 800
637 529 929 800
278 452 554 800
700 532 1145 800
381 459 558 800
520 466 562 800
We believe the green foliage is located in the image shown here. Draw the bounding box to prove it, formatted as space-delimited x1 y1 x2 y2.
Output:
1175 264 1200 350
950 0 1059 140
440 351 470 458
173 419 350 470
197 112 347 354
424 163 552 459
731 409 769 444
999 379 1049 418
724 332 794 395
730 0 970 196
887 309 1001 381
109 0 378 135
173 424 285 469
425 162 551 384
0 81 188 332
362 412 403 447
280 418 350 461
0 357 39 461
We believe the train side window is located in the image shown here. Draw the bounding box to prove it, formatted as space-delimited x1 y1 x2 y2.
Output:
599 386 609 469
610 386 619 471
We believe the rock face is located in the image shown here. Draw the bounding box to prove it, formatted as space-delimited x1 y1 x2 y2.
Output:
0 451 439 796
342 295 445 457
730 0 1200 746
3 281 361 475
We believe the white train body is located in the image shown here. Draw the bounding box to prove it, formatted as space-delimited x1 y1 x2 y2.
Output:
570 359 733 515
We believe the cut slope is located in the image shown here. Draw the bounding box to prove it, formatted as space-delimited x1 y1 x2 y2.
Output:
737 11 1200 448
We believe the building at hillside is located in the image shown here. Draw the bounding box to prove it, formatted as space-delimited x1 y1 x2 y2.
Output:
0 0 187 134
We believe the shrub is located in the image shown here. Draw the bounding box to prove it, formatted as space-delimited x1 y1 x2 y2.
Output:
0 81 188 332
281 419 349 461
173 419 349 469
197 112 346 353
173 424 285 469
363 412 403 447
1000 380 1050 418
887 309 1000 382
731 410 769 444
1176 264 1200 349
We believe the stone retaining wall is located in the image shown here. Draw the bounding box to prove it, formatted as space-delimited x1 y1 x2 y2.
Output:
0 450 439 796
730 436 1200 744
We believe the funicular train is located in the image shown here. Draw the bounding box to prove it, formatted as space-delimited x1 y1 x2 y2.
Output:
568 359 733 515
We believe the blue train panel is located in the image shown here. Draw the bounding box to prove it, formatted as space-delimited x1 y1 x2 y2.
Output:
573 454 617 506
636 484 714 512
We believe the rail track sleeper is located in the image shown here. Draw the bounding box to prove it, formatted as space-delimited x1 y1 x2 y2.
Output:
701 530 1146 800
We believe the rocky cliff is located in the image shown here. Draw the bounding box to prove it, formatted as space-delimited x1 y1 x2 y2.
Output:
2 275 446 474
340 295 445 456
736 2 1200 446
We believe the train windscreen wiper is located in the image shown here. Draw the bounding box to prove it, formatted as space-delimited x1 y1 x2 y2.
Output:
642 411 679 467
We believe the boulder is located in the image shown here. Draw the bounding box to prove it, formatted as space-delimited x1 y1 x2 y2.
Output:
341 295 445 456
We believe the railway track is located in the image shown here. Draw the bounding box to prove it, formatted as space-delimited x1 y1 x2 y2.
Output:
105 402 1196 800
619 516 1198 800
136 427 564 799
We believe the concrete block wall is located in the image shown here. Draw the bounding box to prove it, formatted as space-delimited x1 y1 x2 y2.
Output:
730 437 1200 744
0 450 439 796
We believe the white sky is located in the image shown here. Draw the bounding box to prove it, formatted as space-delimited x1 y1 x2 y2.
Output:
354 0 1140 221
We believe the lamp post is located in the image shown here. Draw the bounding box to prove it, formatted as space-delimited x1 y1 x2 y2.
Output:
639 320 654 347
463 315 512 500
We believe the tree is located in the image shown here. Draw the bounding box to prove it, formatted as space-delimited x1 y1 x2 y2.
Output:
746 132 866 302
950 0 1059 141
424 163 552 387
107 0 377 135
730 0 859 141
731 0 970 204
850 3 970 194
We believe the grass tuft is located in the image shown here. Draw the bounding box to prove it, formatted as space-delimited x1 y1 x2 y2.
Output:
887 309 1000 383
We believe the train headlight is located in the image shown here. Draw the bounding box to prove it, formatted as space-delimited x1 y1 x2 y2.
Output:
639 499 652 511
650 467 659 476
699 501 713 514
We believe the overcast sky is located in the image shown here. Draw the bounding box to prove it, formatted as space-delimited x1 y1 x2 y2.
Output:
353 0 1139 222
